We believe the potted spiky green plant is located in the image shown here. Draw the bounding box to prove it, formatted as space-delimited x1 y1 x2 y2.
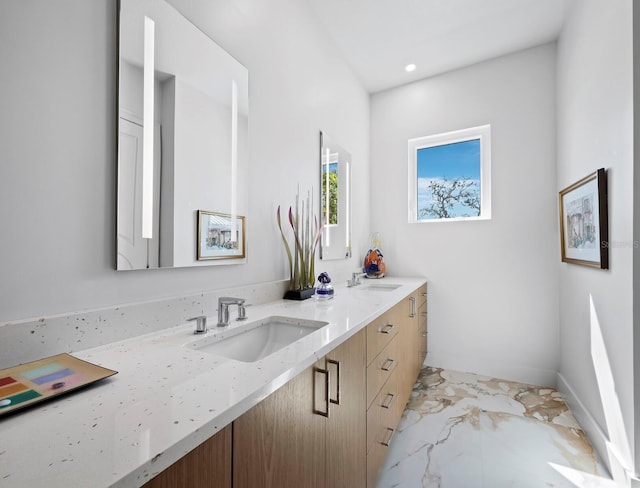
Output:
277 188 322 300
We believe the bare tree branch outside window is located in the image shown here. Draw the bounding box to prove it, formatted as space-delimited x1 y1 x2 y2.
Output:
419 177 480 219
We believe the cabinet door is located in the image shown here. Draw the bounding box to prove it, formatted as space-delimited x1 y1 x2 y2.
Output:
325 329 367 488
233 359 327 488
142 424 231 488
416 285 428 374
418 302 427 369
397 295 417 407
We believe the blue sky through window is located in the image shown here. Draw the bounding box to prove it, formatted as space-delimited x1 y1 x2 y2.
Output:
417 138 481 220
417 139 480 179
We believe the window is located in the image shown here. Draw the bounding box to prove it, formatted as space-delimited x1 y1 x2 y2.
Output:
408 125 491 223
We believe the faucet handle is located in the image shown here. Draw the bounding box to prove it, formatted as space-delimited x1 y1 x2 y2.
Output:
237 303 251 321
187 315 208 334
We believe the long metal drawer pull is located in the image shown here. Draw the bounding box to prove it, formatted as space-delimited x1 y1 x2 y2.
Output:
381 358 396 372
409 297 416 318
327 359 340 405
380 323 395 334
381 393 396 409
382 428 395 447
313 367 330 418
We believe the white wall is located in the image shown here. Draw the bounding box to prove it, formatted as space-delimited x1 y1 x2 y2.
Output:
556 0 636 480
370 44 559 386
0 0 369 323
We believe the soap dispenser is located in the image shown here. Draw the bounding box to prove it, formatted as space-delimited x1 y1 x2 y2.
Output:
315 272 334 301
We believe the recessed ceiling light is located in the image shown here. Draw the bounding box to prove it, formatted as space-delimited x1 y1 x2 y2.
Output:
405 63 416 72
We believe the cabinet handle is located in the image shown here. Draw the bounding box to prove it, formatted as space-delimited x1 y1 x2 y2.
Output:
381 393 396 409
327 359 340 405
382 428 395 447
381 358 396 372
421 292 427 297
313 367 330 418
380 323 395 334
422 332 427 337
409 297 416 318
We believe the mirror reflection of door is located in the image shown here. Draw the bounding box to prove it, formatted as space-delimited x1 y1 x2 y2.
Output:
117 114 161 269
117 117 144 270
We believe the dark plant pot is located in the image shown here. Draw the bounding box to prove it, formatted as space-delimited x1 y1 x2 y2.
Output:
283 288 315 301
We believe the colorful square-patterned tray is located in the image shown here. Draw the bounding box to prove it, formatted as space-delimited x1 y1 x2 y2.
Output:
0 353 117 417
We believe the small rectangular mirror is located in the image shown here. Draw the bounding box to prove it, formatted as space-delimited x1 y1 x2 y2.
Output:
319 131 351 260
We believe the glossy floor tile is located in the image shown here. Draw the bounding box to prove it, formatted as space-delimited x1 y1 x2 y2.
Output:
377 367 615 487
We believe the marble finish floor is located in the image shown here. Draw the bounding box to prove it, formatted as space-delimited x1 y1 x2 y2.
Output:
377 367 615 487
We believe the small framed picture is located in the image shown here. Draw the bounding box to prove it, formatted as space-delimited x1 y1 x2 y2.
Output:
558 168 608 269
197 210 246 261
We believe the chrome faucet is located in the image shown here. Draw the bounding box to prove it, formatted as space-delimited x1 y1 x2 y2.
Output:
217 297 247 327
348 271 367 287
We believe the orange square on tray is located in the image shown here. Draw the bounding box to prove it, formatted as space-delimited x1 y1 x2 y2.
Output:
0 382 29 397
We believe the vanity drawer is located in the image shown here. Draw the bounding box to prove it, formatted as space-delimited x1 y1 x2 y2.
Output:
366 335 399 408
366 367 400 487
366 367 399 455
366 308 401 365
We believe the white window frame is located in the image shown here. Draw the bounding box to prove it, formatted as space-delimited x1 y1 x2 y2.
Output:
408 124 491 223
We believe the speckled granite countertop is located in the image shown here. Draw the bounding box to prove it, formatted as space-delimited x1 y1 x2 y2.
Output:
0 277 425 488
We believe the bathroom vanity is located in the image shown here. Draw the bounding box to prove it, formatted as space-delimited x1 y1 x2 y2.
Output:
143 281 427 488
0 278 426 487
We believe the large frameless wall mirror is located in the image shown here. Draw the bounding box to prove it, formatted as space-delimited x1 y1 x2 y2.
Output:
319 131 352 260
117 0 249 270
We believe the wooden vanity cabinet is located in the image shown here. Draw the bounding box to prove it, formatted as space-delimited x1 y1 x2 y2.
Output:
325 328 367 487
417 285 428 370
366 285 428 486
232 356 327 488
407 284 428 380
232 328 367 488
142 283 427 488
365 304 406 486
142 424 231 488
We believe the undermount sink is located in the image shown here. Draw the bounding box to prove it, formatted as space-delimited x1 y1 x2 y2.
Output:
360 283 401 291
187 316 328 363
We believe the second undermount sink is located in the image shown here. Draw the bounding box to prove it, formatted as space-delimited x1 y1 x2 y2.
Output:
360 283 401 291
186 316 328 363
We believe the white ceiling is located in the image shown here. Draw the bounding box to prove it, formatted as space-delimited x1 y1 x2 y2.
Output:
306 0 574 93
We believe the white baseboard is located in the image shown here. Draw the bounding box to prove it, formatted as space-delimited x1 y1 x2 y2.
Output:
425 351 557 387
557 373 638 486
556 373 610 471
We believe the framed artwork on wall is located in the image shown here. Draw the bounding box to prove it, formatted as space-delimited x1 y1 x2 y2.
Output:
558 168 608 269
197 210 246 261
